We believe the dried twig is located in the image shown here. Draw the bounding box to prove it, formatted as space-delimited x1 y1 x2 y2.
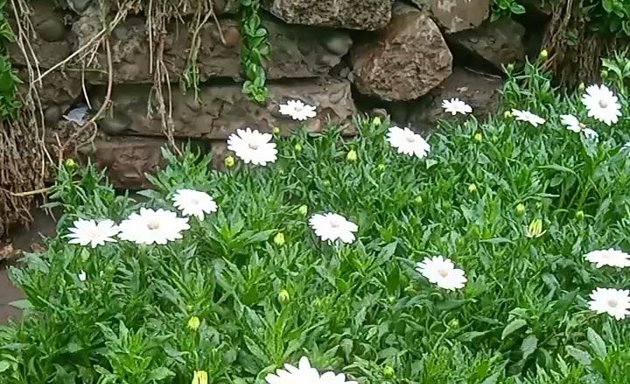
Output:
34 11 126 83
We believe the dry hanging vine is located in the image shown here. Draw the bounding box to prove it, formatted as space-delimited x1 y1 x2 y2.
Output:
0 0 49 238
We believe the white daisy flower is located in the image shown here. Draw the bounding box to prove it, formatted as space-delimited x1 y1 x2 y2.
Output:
584 248 630 268
560 114 598 140
442 98 473 115
588 287 630 320
66 219 120 248
511 109 546 127
582 84 622 126
309 213 358 244
172 189 217 220
386 126 431 159
118 208 190 245
415 256 467 291
227 128 278 166
78 270 87 282
265 356 357 384
279 100 317 121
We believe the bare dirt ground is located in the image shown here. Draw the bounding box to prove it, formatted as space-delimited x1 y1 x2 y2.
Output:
0 208 57 324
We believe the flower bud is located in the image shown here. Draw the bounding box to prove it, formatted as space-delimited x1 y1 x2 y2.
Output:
504 110 512 119
414 196 423 204
448 318 460 328
346 149 358 162
516 203 526 215
526 218 545 238
187 316 200 331
64 158 76 169
473 132 483 142
192 370 208 384
294 143 303 153
468 184 477 193
383 366 395 378
372 116 382 126
506 63 514 72
272 126 281 135
377 163 386 171
298 205 308 216
538 49 548 60
224 155 235 168
578 82 585 92
273 232 286 247
576 210 584 220
278 289 290 304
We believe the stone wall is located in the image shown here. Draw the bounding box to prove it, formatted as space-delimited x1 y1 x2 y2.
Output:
9 0 537 189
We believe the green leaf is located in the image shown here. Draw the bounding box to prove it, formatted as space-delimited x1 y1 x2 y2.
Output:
378 241 397 260
510 3 526 14
480 372 500 384
538 164 578 177
566 346 592 366
501 319 527 340
553 289 578 315
435 299 467 311
8 299 32 310
244 335 267 362
520 334 538 360
340 338 353 359
147 367 175 381
0 361 10 373
587 328 607 360
425 159 438 169
245 230 274 244
458 331 490 342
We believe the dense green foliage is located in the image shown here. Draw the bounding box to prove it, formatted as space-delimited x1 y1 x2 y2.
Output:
493 0 630 39
585 0 630 37
0 0 21 121
239 0 269 104
1 60 630 383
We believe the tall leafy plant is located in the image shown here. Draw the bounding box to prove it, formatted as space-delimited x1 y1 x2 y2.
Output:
0 0 21 120
239 0 270 104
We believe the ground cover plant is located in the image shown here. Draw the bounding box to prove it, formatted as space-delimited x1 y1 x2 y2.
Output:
1 57 630 383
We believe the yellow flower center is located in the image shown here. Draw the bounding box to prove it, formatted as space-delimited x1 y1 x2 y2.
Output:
147 220 161 230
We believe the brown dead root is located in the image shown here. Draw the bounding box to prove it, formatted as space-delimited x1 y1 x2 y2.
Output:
1 0 224 238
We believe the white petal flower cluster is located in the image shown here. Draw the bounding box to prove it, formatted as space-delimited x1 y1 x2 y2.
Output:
416 256 467 291
584 248 630 320
265 356 357 384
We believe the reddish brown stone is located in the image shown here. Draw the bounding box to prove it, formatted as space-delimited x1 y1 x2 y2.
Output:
351 3 453 101
77 137 170 189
